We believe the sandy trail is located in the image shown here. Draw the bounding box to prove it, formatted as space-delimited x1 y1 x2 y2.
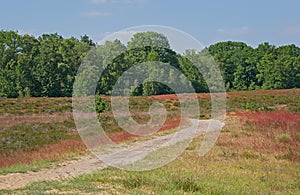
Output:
0 119 223 190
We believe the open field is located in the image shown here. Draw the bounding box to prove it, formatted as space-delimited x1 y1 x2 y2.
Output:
0 89 299 194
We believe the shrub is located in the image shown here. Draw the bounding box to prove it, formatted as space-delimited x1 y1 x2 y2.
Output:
95 96 107 113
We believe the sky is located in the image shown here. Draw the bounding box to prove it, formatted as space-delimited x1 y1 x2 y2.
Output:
1 0 300 47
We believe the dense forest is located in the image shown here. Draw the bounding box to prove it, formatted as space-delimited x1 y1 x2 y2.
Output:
0 30 299 98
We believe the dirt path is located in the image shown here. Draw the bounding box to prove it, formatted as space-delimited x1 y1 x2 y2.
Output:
0 119 224 190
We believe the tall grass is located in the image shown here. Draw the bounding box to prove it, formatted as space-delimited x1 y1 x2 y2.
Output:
0 140 86 172
0 120 86 169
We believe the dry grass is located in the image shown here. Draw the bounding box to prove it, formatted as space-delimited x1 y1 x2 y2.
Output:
218 111 300 161
9 119 299 194
1 88 300 193
0 112 73 127
108 116 182 143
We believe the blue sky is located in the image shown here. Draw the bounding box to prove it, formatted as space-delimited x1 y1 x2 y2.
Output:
1 0 300 47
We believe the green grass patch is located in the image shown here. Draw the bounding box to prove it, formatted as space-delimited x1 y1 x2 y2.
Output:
6 152 299 194
0 160 52 175
0 97 72 114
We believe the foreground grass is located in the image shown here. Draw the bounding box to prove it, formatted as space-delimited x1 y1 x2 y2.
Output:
0 119 87 170
0 160 55 175
2 135 299 194
2 108 300 194
0 89 299 193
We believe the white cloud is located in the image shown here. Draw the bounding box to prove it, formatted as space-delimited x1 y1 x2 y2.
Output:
89 0 108 4
83 11 111 17
217 26 250 36
18 29 37 36
98 30 138 44
88 0 147 5
124 0 147 4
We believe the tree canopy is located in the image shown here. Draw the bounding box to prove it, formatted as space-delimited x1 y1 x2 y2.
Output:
0 30 299 98
127 32 170 50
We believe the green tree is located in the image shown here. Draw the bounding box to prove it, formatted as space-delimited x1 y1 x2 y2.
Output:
80 34 95 47
33 34 64 96
1 30 300 98
97 40 127 95
232 46 258 90
57 37 92 96
256 44 300 89
0 31 22 97
208 41 250 90
16 34 40 97
127 32 170 50
255 42 276 88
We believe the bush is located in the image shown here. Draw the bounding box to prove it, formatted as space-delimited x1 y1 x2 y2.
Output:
95 96 107 113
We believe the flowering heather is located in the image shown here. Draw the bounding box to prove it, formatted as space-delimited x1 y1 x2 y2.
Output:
0 140 86 168
218 111 299 161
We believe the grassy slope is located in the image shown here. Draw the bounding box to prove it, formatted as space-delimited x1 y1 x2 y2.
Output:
0 89 299 194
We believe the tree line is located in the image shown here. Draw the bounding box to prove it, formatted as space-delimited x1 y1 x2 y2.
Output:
0 30 299 98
